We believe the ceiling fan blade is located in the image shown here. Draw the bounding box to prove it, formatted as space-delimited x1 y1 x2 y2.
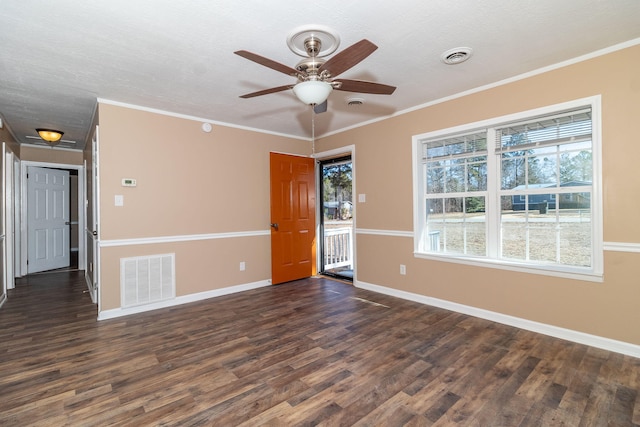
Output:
234 50 301 77
318 39 378 78
239 84 294 98
313 100 328 114
334 79 396 95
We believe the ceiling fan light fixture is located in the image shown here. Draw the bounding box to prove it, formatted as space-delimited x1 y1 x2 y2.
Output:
293 80 332 105
36 128 64 144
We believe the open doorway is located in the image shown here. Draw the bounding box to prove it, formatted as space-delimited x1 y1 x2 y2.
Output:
319 155 353 281
19 161 85 277
25 167 78 273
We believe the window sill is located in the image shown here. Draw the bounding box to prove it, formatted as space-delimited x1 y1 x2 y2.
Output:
413 251 603 283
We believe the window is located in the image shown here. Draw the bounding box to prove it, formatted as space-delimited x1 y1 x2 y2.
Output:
413 97 602 280
423 131 488 257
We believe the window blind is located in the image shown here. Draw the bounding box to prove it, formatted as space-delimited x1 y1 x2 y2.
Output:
423 131 487 160
496 108 591 153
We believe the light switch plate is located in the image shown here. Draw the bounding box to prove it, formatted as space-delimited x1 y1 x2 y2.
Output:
358 194 366 203
115 195 124 206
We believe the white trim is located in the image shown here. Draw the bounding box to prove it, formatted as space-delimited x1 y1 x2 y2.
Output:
97 279 270 320
92 126 101 312
3 145 9 295
590 97 604 275
84 272 96 303
100 230 270 248
314 145 357 280
355 280 640 359
321 38 640 139
604 242 640 253
97 98 308 142
312 145 355 160
4 149 14 291
356 228 413 238
23 144 82 153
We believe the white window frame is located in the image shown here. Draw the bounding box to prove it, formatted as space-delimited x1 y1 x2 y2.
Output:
412 96 603 282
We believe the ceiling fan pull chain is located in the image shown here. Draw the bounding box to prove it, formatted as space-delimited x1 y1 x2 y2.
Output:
311 107 316 156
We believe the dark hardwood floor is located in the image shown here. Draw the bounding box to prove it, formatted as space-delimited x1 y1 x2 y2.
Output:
1 271 639 426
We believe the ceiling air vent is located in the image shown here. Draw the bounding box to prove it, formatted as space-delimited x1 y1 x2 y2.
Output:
441 47 473 65
347 97 365 106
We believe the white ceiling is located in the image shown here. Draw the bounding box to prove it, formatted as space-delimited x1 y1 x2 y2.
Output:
1 1 639 151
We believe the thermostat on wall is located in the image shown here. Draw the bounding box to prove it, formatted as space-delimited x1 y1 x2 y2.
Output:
122 178 137 187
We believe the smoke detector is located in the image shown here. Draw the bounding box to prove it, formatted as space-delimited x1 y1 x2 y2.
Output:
441 47 473 65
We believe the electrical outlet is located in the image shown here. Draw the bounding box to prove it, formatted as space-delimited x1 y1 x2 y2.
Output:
400 264 406 275
239 261 246 271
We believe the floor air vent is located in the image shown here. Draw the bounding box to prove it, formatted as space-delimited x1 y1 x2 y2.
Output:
121 253 175 308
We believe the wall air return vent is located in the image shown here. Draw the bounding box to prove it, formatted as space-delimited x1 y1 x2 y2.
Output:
121 253 175 308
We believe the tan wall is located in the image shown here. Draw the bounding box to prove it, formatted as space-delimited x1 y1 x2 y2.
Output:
98 103 310 310
317 45 640 345
20 145 84 165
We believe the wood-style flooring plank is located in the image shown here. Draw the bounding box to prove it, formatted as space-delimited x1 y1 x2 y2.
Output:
1 271 640 425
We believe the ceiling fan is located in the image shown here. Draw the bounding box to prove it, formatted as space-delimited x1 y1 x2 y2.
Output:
234 28 396 113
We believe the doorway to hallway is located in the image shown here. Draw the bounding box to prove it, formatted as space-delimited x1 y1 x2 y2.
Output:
19 161 85 278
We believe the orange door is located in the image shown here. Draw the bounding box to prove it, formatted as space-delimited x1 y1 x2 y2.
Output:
270 152 316 284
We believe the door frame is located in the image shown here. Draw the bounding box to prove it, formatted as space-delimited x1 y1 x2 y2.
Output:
4 149 15 290
19 160 85 277
89 128 100 306
313 145 356 282
12 154 20 285
1 143 7 300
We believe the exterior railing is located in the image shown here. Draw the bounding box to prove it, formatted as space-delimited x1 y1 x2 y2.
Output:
429 231 440 251
323 227 353 269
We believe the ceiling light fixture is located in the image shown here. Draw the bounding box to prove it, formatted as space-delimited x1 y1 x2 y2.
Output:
36 128 64 145
293 80 333 106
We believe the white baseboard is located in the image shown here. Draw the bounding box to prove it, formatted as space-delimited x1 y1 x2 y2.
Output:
97 279 271 321
355 280 640 359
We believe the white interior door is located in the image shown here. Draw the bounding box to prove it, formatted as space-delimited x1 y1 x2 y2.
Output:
27 166 70 273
